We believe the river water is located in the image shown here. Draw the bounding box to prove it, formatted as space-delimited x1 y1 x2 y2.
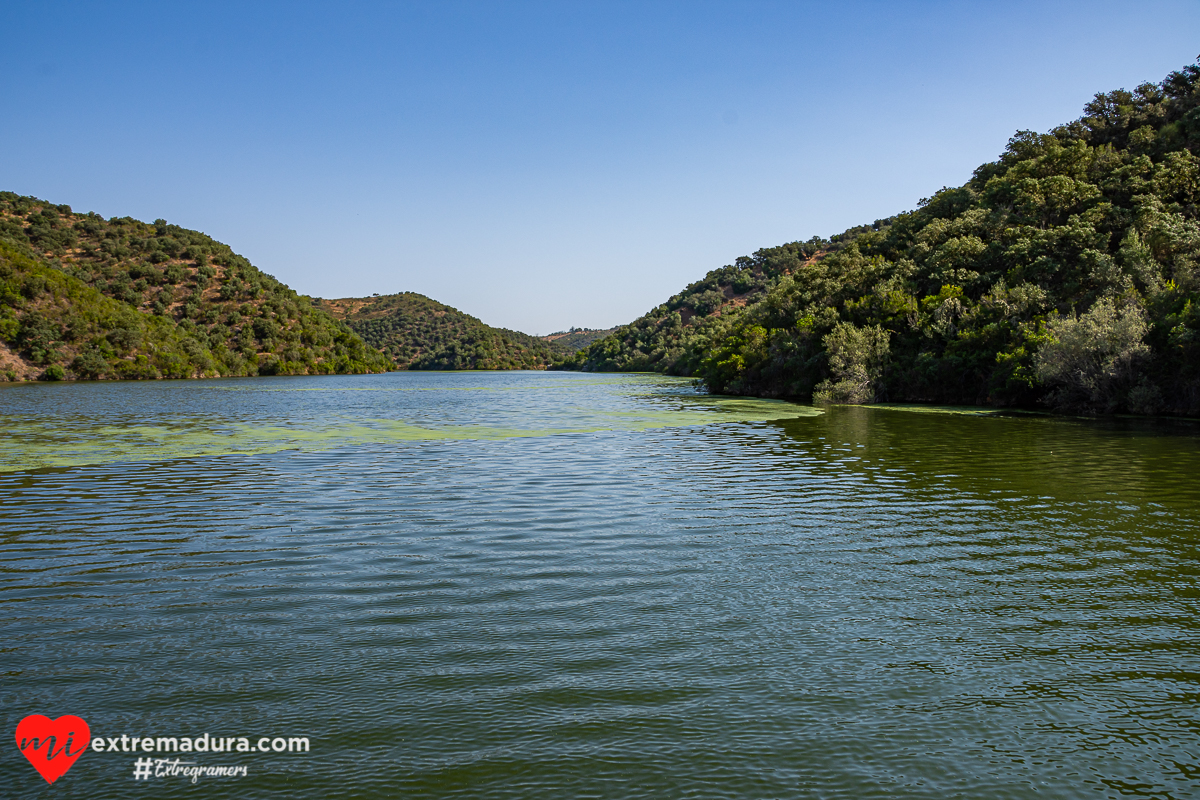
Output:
2 371 1198 799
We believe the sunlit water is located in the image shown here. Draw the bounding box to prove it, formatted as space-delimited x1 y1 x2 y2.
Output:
2 371 1198 799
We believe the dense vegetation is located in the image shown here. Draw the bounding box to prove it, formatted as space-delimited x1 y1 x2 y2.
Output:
0 194 390 381
543 327 619 352
567 60 1200 416
565 238 829 375
319 293 572 370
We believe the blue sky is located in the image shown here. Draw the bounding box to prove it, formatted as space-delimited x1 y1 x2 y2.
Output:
3 2 1199 334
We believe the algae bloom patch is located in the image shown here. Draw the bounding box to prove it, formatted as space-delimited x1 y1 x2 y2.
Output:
0 373 816 473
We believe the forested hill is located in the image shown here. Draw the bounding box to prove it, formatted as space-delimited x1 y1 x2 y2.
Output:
567 238 831 375
319 292 571 370
542 327 621 352
566 59 1200 416
0 194 389 381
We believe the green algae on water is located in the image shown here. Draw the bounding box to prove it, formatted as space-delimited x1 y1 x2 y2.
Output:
0 378 818 473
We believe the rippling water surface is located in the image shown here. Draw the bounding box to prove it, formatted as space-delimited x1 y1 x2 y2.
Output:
2 371 1199 799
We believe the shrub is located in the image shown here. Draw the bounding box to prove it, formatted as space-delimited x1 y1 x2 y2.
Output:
21 273 48 299
114 355 159 380
813 323 891 404
71 350 109 380
1128 377 1164 415
692 289 726 316
1034 297 1150 413
16 313 59 358
0 309 18 340
253 318 281 341
106 327 141 353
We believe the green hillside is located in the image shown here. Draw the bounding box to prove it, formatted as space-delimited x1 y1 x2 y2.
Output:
0 193 390 381
542 327 620 352
319 292 570 370
564 239 826 375
568 59 1200 416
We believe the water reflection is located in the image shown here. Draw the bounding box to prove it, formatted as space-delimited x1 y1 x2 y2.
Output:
1 374 1197 799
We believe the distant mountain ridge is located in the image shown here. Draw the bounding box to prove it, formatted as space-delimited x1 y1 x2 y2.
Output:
319 292 573 370
541 327 619 351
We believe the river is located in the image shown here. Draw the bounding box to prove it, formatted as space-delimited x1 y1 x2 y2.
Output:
2 371 1198 798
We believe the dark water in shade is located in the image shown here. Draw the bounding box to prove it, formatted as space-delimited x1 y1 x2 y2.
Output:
2 371 1199 799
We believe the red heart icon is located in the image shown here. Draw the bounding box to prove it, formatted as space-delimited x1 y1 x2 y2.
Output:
15 714 90 784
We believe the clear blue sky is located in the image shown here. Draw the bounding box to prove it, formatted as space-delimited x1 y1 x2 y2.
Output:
3 2 1198 334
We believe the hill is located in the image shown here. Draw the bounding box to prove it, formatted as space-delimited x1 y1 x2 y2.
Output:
567 59 1200 416
0 193 390 381
564 239 828 375
541 327 620 352
318 292 571 370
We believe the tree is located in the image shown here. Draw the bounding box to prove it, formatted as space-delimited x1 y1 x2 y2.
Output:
71 350 109 380
1034 297 1150 413
812 323 891 404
